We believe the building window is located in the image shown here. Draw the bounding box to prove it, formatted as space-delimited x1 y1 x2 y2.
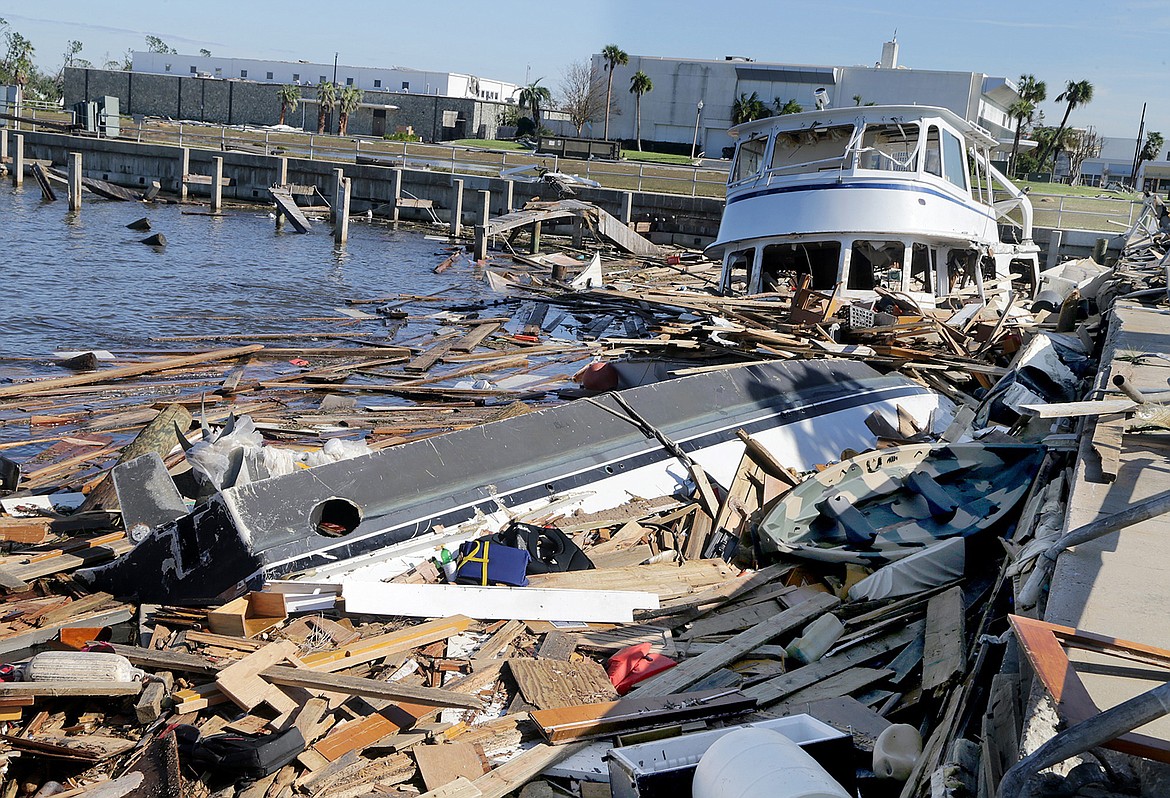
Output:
292 73 299 82
266 71 274 80
240 70 248 78
165 64 172 72
402 81 410 91
319 75 327 83
214 67 222 77
190 66 197 74
374 79 381 88
346 77 354 86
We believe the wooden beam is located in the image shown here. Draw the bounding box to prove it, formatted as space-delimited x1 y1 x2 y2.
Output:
921 586 965 692
0 345 265 399
633 592 840 697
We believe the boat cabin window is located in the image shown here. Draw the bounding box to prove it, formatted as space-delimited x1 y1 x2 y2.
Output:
942 130 969 191
909 244 935 294
848 241 904 291
769 124 853 174
761 242 840 291
858 123 919 172
723 248 756 293
924 127 943 177
732 136 768 182
981 256 997 283
1010 257 1038 296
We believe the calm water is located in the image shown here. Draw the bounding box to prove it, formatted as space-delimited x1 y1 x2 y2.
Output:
0 181 487 361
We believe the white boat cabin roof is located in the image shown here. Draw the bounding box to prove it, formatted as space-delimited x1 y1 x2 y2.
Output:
728 104 999 148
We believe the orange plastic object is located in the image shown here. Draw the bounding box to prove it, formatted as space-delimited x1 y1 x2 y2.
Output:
607 642 676 695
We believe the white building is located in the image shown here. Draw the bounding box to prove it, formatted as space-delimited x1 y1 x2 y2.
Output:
131 52 520 103
592 41 1023 157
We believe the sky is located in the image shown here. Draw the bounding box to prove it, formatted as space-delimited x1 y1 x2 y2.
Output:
5 1 1168 141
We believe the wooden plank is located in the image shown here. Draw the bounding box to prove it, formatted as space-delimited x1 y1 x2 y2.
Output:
314 703 429 761
633 592 840 697
214 640 298 714
772 667 892 708
342 582 658 623
470 741 591 798
529 690 756 744
471 619 525 667
0 345 265 400
743 621 923 707
536 631 575 661
681 599 786 639
413 743 486 792
269 187 312 233
405 339 457 374
507 658 618 710
418 776 482 798
921 586 964 692
292 614 474 672
1020 399 1137 418
263 666 482 710
451 323 502 353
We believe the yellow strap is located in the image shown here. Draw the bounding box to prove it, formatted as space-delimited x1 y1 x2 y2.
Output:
459 540 491 586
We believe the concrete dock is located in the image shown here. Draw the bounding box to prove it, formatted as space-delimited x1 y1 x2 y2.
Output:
1033 299 1170 751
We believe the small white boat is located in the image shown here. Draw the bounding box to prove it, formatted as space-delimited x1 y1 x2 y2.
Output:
708 105 1041 308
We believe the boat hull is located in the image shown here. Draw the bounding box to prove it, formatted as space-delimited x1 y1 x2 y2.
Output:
82 360 949 602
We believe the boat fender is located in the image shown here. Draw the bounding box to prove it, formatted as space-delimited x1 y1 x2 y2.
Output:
576 361 619 391
606 642 676 695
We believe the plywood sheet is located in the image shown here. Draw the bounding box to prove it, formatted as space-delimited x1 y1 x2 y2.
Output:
508 658 618 710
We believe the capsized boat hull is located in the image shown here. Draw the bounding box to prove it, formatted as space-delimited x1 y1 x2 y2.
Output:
82 360 949 602
758 442 1044 565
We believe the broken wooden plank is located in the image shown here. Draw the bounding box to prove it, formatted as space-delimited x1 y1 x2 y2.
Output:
633 592 840 697
529 690 756 744
508 658 618 710
921 586 965 692
270 186 312 233
214 640 299 714
262 666 482 710
743 621 924 707
0 345 265 400
413 743 486 792
451 323 502 353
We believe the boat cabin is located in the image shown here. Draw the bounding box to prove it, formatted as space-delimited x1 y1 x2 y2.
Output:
709 105 1040 308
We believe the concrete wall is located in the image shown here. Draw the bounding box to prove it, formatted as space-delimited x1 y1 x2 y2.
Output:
65 68 510 142
14 129 722 246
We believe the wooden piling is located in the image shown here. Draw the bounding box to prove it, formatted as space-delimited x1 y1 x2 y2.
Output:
12 133 23 187
334 177 351 245
179 148 190 200
67 152 82 211
473 190 491 260
451 179 464 237
332 168 344 223
391 168 403 227
211 156 224 212
0 129 7 175
502 179 514 215
621 191 633 225
277 156 288 188
531 220 541 255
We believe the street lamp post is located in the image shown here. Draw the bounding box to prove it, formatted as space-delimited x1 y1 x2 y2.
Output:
691 100 704 159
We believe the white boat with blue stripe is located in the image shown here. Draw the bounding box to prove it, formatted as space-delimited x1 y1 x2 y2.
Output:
709 105 1040 308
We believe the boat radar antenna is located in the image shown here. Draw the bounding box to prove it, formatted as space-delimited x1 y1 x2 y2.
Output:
814 87 830 110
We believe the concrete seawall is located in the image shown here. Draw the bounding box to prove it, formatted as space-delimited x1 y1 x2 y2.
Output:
16 130 722 249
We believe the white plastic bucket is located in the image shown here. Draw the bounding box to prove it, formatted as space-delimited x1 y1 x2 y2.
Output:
691 727 851 798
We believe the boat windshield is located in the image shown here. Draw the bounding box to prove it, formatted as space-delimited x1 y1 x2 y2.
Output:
762 241 841 291
769 124 854 175
732 135 768 183
858 123 919 172
848 241 905 291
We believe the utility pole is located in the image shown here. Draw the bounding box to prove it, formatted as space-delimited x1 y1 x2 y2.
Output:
333 52 338 85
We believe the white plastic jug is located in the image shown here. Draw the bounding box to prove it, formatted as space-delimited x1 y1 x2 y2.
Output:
692 727 850 798
873 723 923 781
786 612 844 664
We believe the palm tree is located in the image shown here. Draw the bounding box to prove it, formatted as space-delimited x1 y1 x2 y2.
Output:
1036 79 1093 172
277 84 301 127
601 44 628 140
731 92 771 125
1009 74 1047 173
774 98 803 115
316 81 336 134
338 86 363 136
518 79 552 133
1140 131 1165 167
628 70 653 151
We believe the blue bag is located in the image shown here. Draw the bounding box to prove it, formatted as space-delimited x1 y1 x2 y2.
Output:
455 538 530 586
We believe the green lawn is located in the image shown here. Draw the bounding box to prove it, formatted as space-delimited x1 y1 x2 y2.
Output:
620 150 698 165
450 139 528 150
1017 180 1139 200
